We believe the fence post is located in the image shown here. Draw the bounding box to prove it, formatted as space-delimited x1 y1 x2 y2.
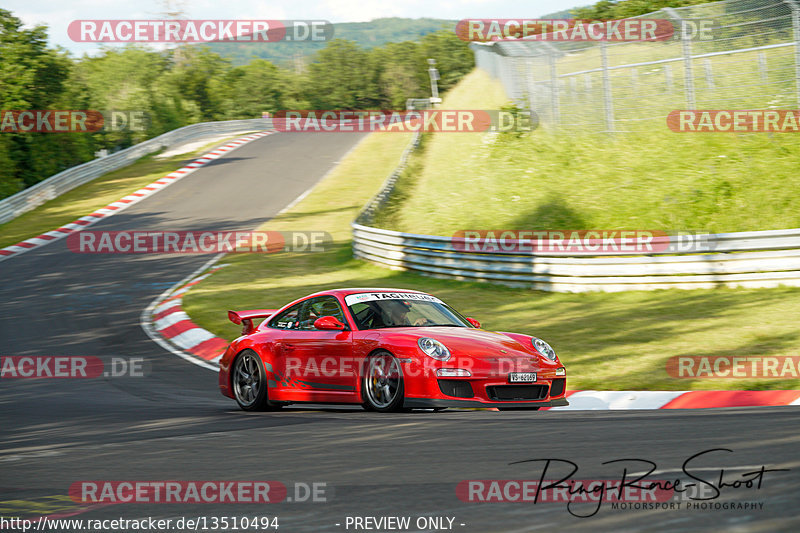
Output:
665 7 697 109
542 42 561 125
757 52 768 81
665 63 673 92
600 41 615 133
523 59 537 117
703 59 715 90
784 0 800 107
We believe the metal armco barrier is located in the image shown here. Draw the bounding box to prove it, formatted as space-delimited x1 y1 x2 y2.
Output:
351 131 800 292
352 224 800 292
0 119 272 225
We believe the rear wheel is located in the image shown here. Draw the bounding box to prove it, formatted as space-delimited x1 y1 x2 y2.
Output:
232 349 281 411
361 351 405 412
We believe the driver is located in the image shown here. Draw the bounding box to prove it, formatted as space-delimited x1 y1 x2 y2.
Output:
384 300 428 327
384 300 412 326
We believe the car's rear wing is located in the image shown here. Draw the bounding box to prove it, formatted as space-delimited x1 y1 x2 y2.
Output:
228 309 277 335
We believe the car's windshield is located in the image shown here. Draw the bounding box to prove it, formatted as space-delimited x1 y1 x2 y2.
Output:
344 292 470 330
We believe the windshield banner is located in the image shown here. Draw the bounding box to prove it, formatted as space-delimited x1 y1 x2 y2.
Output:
344 293 443 306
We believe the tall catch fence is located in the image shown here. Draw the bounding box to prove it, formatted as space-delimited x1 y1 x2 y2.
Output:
471 0 800 132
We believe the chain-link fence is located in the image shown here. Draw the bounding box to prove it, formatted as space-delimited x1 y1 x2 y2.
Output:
472 0 800 133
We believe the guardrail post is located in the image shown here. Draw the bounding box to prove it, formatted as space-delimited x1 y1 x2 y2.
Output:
665 7 697 109
784 0 800 107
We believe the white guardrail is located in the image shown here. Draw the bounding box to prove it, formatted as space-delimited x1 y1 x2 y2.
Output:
352 133 800 292
0 118 272 225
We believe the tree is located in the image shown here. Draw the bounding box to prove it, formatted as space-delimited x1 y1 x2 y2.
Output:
211 59 298 119
165 46 230 121
0 9 74 191
305 40 383 109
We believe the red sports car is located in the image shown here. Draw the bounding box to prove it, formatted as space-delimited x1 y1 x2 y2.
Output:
218 288 568 412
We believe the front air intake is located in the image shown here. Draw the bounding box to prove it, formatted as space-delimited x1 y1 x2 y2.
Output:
437 379 474 398
550 378 566 397
487 385 548 401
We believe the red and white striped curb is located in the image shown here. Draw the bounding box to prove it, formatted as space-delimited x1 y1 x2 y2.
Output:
544 389 800 410
0 131 274 263
148 264 231 366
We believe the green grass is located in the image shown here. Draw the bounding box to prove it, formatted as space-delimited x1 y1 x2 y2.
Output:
373 70 800 235
0 133 257 249
182 105 800 391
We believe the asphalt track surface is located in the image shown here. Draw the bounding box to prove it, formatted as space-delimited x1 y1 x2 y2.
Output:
1 131 799 533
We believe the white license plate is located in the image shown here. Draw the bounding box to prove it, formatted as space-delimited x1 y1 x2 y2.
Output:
508 372 537 383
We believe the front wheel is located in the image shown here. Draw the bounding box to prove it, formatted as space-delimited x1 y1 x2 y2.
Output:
361 351 405 412
232 349 281 411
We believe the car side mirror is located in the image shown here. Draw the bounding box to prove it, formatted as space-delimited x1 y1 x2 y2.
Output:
466 317 481 328
314 316 346 330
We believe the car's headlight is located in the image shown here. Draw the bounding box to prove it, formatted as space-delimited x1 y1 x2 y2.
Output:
418 337 451 361
532 338 557 361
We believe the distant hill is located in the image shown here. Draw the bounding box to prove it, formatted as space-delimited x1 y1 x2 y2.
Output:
540 9 577 19
205 18 455 67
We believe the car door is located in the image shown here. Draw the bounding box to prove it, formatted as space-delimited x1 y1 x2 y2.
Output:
283 296 357 399
263 301 305 395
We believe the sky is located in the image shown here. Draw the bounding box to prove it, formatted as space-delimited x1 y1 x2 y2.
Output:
6 0 586 56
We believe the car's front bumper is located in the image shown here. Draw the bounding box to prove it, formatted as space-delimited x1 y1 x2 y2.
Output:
400 356 568 409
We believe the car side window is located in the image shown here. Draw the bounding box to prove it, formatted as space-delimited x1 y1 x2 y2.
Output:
299 296 346 330
350 302 381 329
268 302 303 330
